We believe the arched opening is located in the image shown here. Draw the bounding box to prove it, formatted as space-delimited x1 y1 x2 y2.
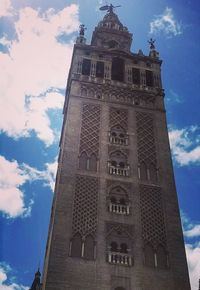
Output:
120 243 128 253
108 40 118 48
119 162 125 168
89 153 97 172
84 235 95 260
119 198 126 205
110 125 127 145
96 61 104 78
144 243 155 267
149 163 157 183
140 162 148 180
146 70 154 87
156 245 168 269
110 241 118 252
79 152 88 170
111 160 117 167
111 131 117 137
110 196 117 204
111 57 124 82
82 58 91 76
71 233 82 258
132 67 140 85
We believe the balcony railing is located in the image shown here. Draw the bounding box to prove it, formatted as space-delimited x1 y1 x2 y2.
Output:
107 251 133 266
109 136 128 146
108 202 130 215
108 165 129 177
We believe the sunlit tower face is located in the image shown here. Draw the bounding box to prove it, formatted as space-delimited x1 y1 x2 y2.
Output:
42 5 191 290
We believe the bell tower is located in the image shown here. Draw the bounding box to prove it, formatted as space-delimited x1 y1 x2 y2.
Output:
41 5 191 290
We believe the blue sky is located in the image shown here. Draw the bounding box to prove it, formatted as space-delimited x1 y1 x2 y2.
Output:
0 0 200 289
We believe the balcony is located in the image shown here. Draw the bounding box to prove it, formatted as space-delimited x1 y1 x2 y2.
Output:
107 251 133 266
108 202 130 215
108 165 129 177
109 135 128 146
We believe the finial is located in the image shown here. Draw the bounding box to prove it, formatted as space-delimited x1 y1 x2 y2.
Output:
148 38 156 50
99 4 121 14
79 24 87 36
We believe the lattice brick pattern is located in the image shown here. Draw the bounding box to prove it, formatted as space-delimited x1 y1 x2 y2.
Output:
110 108 128 130
140 185 166 248
80 104 101 156
72 175 98 237
136 112 156 164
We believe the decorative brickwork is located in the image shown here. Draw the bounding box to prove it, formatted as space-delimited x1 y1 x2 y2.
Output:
79 82 157 107
79 103 101 156
140 185 166 248
72 175 98 237
136 112 157 165
110 107 128 130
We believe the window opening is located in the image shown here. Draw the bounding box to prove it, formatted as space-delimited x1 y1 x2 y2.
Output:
71 234 82 258
111 57 124 82
146 70 154 87
132 68 140 85
84 235 95 260
82 59 91 76
96 61 104 78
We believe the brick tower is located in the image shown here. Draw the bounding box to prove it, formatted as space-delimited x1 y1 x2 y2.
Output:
41 6 191 290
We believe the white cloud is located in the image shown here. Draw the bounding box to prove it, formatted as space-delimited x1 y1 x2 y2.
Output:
150 7 182 37
169 126 200 166
0 155 29 218
0 155 57 218
185 243 200 290
0 4 79 145
181 212 200 289
166 89 183 103
0 0 12 17
185 225 200 238
0 263 28 290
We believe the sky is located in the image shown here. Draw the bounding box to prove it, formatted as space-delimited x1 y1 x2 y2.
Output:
0 0 200 289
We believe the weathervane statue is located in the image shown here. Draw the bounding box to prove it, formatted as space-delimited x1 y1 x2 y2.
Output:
79 24 86 36
99 3 121 13
148 38 156 49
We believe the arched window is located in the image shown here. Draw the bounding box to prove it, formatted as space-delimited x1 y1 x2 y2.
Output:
108 40 118 48
89 153 97 172
110 196 117 204
110 241 118 252
110 125 127 145
119 162 125 168
71 233 82 258
144 243 155 267
149 163 157 183
84 235 95 260
119 198 126 205
110 151 127 166
111 160 117 167
156 245 168 269
79 152 88 170
120 243 128 253
140 162 148 180
111 131 117 137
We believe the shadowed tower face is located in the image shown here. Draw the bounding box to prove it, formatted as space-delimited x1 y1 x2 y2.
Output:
41 6 191 290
